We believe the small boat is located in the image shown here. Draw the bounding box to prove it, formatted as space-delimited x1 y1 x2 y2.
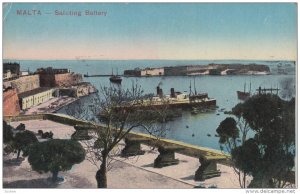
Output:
207 133 211 137
109 68 122 84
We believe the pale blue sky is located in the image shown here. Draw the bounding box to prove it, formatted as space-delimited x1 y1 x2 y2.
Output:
3 3 297 60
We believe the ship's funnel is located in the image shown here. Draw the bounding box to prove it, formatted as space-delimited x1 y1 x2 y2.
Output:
156 86 160 96
159 88 163 98
170 88 175 98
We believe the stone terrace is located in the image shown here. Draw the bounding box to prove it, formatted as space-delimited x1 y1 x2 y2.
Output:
4 119 242 188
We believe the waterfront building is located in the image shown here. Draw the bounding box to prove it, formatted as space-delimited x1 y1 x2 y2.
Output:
18 87 54 110
124 67 164 77
141 68 164 76
59 82 97 97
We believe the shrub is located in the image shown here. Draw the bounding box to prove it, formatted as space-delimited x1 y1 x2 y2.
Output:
16 123 26 131
28 139 85 182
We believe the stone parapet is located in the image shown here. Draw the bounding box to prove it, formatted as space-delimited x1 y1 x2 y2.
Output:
3 113 229 163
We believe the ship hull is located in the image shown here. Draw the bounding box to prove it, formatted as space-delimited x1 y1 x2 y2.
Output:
237 91 250 100
109 77 122 84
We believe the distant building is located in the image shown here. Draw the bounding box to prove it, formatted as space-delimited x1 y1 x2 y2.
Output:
55 73 82 87
3 62 21 76
3 70 12 80
141 68 164 76
18 87 53 110
59 82 97 97
35 67 82 87
20 71 29 76
124 67 164 77
35 67 69 74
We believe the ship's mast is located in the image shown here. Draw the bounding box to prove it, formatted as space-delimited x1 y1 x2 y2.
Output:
249 82 251 93
194 77 197 95
189 80 192 96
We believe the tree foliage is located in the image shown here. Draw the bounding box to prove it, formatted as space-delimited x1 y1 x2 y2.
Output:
16 123 26 131
64 83 169 188
216 117 239 144
28 139 85 181
14 130 38 159
3 121 14 144
231 138 260 174
217 94 295 188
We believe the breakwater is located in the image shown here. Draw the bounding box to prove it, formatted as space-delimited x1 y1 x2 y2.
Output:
124 63 271 77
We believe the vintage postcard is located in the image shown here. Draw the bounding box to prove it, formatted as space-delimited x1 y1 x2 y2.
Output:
2 2 297 191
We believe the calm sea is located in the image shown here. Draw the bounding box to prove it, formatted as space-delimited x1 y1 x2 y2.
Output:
5 59 295 150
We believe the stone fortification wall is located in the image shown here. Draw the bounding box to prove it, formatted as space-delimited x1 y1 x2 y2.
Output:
124 69 141 76
3 88 20 116
39 73 56 87
75 83 97 97
164 66 188 76
3 75 40 94
126 64 270 77
55 73 83 87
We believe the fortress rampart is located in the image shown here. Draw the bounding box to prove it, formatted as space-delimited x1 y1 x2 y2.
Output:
3 88 20 116
3 75 40 94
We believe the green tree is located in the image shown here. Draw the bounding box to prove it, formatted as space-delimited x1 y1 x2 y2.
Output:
14 130 38 160
216 116 249 188
65 83 169 188
3 121 14 144
217 94 295 188
3 121 15 155
28 139 85 182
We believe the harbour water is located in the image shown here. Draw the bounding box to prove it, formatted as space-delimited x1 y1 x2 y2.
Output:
7 59 296 150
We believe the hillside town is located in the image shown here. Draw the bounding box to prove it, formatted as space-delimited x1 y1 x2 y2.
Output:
3 62 97 116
